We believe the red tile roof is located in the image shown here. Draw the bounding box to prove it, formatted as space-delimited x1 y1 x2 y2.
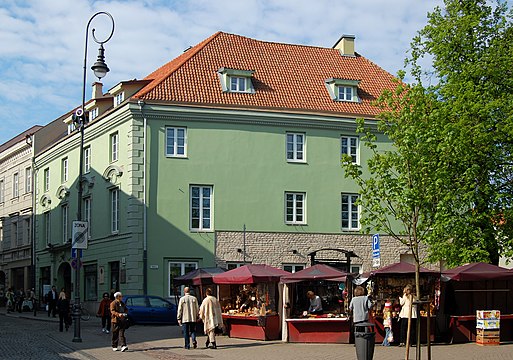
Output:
133 32 397 118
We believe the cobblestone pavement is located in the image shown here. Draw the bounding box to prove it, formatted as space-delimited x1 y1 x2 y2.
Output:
2 309 513 360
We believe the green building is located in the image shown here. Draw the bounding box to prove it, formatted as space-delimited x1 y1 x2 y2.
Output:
34 32 406 307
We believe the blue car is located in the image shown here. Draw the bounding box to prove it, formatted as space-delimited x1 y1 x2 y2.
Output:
122 295 178 325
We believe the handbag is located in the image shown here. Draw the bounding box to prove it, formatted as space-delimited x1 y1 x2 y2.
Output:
214 326 223 334
118 315 130 329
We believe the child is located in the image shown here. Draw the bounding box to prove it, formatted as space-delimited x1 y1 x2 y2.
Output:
382 301 393 346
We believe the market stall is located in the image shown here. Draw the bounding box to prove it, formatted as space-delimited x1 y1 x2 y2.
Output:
281 264 351 343
174 267 226 298
440 262 513 343
212 264 289 341
360 262 439 344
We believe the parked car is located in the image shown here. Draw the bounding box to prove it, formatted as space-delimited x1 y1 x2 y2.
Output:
122 295 177 325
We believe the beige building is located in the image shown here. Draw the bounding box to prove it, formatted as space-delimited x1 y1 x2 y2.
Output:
0 126 41 292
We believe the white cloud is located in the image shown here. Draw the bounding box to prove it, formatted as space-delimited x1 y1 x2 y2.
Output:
0 0 445 144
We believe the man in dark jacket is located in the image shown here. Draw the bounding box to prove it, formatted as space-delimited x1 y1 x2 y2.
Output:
47 286 58 317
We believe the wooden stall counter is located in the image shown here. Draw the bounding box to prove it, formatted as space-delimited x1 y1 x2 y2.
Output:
223 314 280 341
450 314 513 343
286 318 351 343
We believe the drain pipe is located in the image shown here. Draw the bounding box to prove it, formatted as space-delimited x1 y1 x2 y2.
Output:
138 100 148 295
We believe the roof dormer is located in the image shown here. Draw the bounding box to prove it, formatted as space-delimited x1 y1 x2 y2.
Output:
109 79 152 107
217 67 255 94
325 78 361 103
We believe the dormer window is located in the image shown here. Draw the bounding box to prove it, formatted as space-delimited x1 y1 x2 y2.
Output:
89 107 99 121
114 92 124 106
218 67 255 94
325 78 360 103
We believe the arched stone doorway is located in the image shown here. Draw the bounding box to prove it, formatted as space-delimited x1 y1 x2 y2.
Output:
307 248 358 273
57 262 72 295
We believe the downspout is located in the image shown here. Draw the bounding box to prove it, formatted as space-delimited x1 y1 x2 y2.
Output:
138 100 148 295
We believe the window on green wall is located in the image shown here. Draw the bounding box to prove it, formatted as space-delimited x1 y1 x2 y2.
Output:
341 136 359 164
110 188 119 233
110 132 119 163
84 146 91 173
61 204 69 244
168 261 198 297
285 192 306 224
61 158 68 183
190 185 212 231
166 127 187 157
43 168 50 192
84 197 91 239
286 133 305 162
44 211 51 246
341 193 359 230
84 264 98 301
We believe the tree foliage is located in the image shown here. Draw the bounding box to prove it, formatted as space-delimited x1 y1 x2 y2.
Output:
342 0 513 271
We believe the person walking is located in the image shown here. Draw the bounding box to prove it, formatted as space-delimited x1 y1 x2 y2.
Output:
199 288 223 349
399 284 416 347
177 287 199 349
349 286 374 325
110 291 129 352
97 292 112 334
57 290 70 332
47 285 58 317
6 288 14 313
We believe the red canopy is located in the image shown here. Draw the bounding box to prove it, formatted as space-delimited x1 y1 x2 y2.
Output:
281 264 348 284
213 264 289 284
366 262 438 277
174 267 226 286
442 262 513 281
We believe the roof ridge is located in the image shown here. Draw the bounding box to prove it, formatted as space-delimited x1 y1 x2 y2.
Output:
134 31 223 99
218 31 337 51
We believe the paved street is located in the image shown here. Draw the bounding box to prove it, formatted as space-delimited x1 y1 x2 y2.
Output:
2 309 513 360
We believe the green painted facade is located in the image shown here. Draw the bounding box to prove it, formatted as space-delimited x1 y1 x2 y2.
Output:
34 98 392 303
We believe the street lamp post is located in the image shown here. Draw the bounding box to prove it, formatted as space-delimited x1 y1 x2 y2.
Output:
72 11 114 343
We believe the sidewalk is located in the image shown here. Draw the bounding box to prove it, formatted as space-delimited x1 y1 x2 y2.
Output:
3 308 513 360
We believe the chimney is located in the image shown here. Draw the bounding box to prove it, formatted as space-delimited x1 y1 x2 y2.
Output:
91 82 103 99
333 34 356 57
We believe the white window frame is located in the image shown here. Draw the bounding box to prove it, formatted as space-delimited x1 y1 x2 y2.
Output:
341 193 360 231
350 264 363 274
12 220 18 246
165 127 187 158
43 168 50 192
24 218 30 245
62 204 69 244
84 197 91 239
337 85 355 101
283 264 305 273
110 188 119 233
84 146 91 173
341 136 359 164
168 261 198 297
12 173 19 198
89 107 99 121
226 262 250 270
230 76 248 92
25 167 31 193
110 132 119 163
190 185 213 231
286 132 306 162
44 211 51 246
114 92 124 106
61 158 68 183
285 192 306 225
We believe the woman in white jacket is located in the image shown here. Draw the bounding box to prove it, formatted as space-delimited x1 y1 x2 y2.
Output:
199 288 223 349
398 284 417 346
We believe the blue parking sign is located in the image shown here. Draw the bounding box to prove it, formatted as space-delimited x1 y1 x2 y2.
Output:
372 234 380 258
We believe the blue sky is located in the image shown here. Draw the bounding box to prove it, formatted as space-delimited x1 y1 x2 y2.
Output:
0 0 443 145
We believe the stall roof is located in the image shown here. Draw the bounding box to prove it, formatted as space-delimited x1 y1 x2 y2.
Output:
174 267 226 286
442 262 513 282
213 264 289 284
281 264 348 284
365 262 438 277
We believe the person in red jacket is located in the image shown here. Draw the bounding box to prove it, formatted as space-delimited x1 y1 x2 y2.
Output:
97 292 112 334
